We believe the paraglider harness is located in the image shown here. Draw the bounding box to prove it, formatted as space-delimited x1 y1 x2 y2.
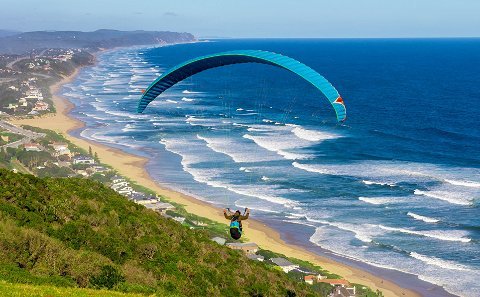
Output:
228 208 247 240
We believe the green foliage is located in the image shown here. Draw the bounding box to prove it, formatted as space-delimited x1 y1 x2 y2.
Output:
0 132 22 145
0 169 318 296
90 265 125 289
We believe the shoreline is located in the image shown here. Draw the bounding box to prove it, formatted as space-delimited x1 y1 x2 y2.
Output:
10 51 439 297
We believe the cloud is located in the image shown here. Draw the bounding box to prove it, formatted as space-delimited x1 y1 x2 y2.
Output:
163 12 178 17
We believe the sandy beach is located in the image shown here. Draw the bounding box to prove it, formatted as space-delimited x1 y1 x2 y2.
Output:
10 67 423 297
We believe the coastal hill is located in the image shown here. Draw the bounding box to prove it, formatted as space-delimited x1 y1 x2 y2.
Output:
0 169 316 296
0 30 21 38
0 29 196 54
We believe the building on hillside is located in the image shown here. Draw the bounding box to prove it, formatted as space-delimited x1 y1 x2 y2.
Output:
270 257 299 273
6 103 18 110
24 143 42 151
135 198 158 205
318 279 351 287
211 237 226 245
75 169 89 176
117 187 133 195
111 181 129 190
143 202 175 213
173 216 186 224
92 165 109 173
72 155 95 165
51 142 68 151
226 242 259 255
247 254 265 261
304 274 327 284
33 101 49 111
54 147 71 157
111 176 125 184
329 285 356 297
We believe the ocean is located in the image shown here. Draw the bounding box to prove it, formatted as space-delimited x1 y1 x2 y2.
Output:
63 39 480 297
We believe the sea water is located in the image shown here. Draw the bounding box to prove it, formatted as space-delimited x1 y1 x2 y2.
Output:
64 39 480 296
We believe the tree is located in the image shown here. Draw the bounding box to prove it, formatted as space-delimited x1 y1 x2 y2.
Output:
90 265 125 289
88 146 93 156
0 147 7 161
94 152 99 162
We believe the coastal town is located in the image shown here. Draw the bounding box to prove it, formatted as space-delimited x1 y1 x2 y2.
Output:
0 48 93 116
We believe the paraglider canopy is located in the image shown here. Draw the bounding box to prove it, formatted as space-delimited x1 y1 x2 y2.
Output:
138 50 346 122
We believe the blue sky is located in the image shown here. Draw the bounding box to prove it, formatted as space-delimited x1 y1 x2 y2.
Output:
1 0 479 37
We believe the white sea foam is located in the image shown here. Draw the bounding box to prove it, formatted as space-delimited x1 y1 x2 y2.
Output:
292 161 479 207
261 176 270 181
292 162 329 174
307 219 383 243
247 127 269 132
196 134 278 163
236 108 244 111
291 126 339 142
166 99 178 104
407 212 439 223
243 134 310 160
185 116 225 127
362 180 396 187
378 225 471 243
239 167 252 173
182 90 201 94
237 112 259 116
414 189 472 206
410 252 471 271
444 179 480 188
358 197 404 205
181 97 194 102
160 137 297 207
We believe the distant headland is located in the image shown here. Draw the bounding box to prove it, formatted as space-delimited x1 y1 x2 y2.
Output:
0 29 196 54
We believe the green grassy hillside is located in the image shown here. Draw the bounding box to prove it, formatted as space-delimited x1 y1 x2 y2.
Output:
0 281 146 297
0 169 317 296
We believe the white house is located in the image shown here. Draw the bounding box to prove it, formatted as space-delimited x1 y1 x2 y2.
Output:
24 143 42 152
52 142 68 151
270 258 299 273
247 254 265 262
111 181 129 190
142 202 175 214
173 216 186 224
226 242 259 255
111 176 125 184
304 274 327 285
72 155 95 165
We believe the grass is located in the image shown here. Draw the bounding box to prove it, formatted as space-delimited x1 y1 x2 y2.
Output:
0 281 148 297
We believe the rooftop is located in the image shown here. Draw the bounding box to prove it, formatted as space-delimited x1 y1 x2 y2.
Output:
317 279 351 286
270 257 295 267
225 242 258 248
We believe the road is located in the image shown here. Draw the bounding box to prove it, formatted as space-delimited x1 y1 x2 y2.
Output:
0 120 45 149
5 49 48 70
6 56 29 70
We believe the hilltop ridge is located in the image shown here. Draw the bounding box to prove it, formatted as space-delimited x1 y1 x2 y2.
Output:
0 29 196 54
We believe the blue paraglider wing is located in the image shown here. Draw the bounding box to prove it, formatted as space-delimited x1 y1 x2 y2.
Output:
138 50 346 122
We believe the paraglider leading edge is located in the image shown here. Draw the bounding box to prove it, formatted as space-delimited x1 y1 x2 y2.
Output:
137 50 346 122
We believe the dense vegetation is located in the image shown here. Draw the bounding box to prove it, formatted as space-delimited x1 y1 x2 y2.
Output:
0 169 318 296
